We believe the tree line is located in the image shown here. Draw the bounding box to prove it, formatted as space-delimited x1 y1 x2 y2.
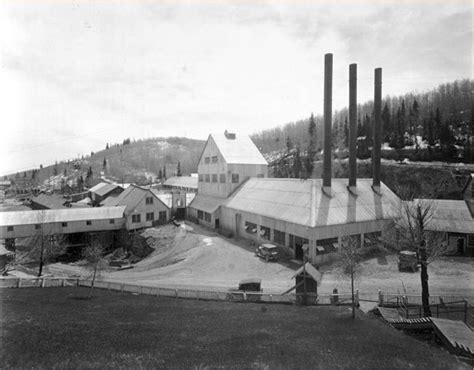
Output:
252 79 472 163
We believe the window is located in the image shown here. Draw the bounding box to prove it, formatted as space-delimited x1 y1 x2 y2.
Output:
212 174 218 183
86 220 92 225
35 224 41 230
219 174 226 183
204 157 210 164
232 174 239 183
273 230 285 245
198 174 203 182
204 212 211 222
132 214 141 223
197 210 204 220
211 156 218 163
316 237 339 255
159 211 167 222
205 174 210 183
62 222 68 227
146 197 154 205
260 226 270 240
245 221 257 234
109 219 115 224
146 212 154 221
7 226 13 232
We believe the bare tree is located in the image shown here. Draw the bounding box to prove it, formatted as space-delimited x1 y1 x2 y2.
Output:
29 211 65 277
384 197 448 316
338 235 364 319
82 239 107 298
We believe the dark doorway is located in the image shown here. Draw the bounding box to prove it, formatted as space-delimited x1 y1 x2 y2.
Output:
175 208 185 220
294 236 309 261
457 238 465 255
215 219 220 229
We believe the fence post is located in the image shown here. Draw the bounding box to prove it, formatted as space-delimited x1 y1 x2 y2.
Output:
378 290 383 306
17 278 21 288
436 304 439 318
121 284 124 293
41 278 45 288
464 300 467 323
355 290 359 306
175 289 178 298
76 278 79 287
270 294 272 303
61 279 65 287
243 292 247 301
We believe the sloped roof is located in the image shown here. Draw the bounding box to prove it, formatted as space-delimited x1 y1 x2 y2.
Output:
0 206 126 227
189 194 226 214
209 132 268 165
163 176 198 189
291 262 323 283
413 199 473 234
30 194 67 209
101 185 168 215
224 178 399 228
89 182 123 197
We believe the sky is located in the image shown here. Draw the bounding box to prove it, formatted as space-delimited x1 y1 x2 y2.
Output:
0 0 472 175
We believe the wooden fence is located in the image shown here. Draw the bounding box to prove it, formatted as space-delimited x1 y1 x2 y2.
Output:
0 277 357 306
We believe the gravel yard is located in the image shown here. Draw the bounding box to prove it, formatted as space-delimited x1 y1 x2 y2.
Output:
43 222 474 302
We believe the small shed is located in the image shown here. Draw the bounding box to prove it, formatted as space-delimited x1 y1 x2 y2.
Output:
291 262 322 305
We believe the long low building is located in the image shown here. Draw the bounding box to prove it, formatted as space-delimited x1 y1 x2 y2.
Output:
0 206 126 239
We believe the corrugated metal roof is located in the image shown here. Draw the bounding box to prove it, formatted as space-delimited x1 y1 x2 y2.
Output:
210 132 268 165
163 176 198 189
0 206 126 227
90 182 122 197
101 185 169 214
413 199 473 234
189 194 225 214
224 178 399 227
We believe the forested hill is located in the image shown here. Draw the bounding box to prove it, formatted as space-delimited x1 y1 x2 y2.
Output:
7 137 205 186
251 79 472 162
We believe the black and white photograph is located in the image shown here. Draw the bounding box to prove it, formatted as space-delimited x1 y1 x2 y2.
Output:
0 0 472 368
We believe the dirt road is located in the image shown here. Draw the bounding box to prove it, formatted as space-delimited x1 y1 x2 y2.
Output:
46 222 474 299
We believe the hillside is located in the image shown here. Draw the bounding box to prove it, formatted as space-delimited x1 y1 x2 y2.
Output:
5 137 205 188
252 79 472 163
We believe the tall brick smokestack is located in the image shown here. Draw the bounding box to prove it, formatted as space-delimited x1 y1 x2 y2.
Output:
348 63 357 188
373 68 382 188
323 53 333 188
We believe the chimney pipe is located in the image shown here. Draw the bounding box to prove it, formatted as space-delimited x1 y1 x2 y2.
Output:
373 68 382 188
323 53 333 189
348 63 357 188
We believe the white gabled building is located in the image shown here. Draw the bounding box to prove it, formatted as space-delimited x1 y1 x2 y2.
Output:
188 130 268 229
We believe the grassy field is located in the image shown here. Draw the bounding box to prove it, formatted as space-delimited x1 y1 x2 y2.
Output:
0 287 469 369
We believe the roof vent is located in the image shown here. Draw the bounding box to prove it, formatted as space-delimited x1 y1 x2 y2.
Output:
224 130 236 140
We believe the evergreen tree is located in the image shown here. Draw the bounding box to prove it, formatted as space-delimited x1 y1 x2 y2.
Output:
106 143 109 150
158 169 162 180
293 146 302 178
63 168 67 176
286 136 293 152
177 162 182 177
53 161 58 176
163 166 166 180
23 171 27 178
103 157 107 170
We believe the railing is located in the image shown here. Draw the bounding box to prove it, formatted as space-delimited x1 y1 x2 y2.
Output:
378 291 471 324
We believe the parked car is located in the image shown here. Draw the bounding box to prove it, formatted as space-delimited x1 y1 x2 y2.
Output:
255 243 280 262
398 250 419 272
227 278 262 302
